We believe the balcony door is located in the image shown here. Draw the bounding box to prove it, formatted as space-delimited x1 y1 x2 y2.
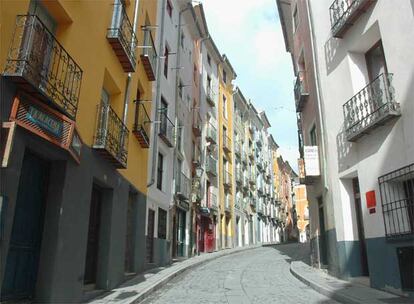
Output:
365 41 388 82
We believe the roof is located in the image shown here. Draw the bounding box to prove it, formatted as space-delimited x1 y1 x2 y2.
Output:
222 54 237 78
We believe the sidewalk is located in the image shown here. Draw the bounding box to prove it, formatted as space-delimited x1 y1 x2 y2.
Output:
87 244 261 304
290 261 412 304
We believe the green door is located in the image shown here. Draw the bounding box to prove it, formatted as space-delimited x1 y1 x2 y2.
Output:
1 151 50 300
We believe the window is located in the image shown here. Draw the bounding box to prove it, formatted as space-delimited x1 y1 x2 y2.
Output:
379 163 414 239
157 153 164 190
158 208 167 239
365 40 388 82
180 31 185 48
178 80 183 99
166 0 173 18
160 98 168 136
207 54 211 66
207 76 211 91
223 69 227 84
164 45 169 78
293 6 299 31
310 125 317 146
177 122 182 152
223 95 227 119
193 64 197 84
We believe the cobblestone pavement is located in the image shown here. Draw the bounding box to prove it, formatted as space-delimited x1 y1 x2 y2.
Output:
139 244 339 304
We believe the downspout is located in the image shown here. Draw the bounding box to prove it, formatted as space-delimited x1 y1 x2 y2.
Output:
122 0 140 125
148 0 167 187
305 0 328 192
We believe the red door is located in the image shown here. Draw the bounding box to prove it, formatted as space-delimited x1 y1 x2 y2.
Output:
205 220 214 253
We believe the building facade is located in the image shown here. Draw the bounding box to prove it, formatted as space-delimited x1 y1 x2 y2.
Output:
278 0 414 298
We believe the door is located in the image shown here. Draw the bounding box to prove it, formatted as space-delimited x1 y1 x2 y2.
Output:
365 41 388 82
205 218 214 253
124 192 135 274
318 198 328 266
84 185 102 285
177 210 185 257
146 209 155 263
2 151 49 300
352 178 369 276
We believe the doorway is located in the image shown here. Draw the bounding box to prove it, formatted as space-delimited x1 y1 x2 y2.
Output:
318 197 328 267
1 151 50 300
176 209 186 257
352 178 369 276
84 185 103 287
146 209 155 263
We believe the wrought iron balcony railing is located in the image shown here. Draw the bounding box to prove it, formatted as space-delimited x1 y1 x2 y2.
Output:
206 86 215 106
243 175 249 190
294 71 309 112
242 149 248 164
133 102 151 148
343 73 400 142
225 195 231 212
3 15 82 120
206 155 217 176
175 172 191 200
223 135 232 152
107 3 137 72
235 143 241 157
236 168 242 184
223 170 232 188
93 103 129 168
208 191 218 210
140 28 157 81
158 109 175 147
329 0 376 38
235 197 242 210
206 122 217 144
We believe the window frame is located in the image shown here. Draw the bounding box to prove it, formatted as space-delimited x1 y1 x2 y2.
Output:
157 152 164 190
158 208 167 239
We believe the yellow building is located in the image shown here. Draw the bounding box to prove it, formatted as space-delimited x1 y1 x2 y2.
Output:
0 0 157 302
218 55 237 249
294 184 310 242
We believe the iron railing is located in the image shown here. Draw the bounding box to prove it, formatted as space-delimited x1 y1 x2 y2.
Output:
236 168 242 184
235 197 242 210
133 102 151 147
225 195 231 211
3 15 83 119
223 170 232 187
242 149 248 164
294 71 309 112
176 172 191 200
208 191 218 209
206 86 215 106
206 155 217 176
235 143 241 156
343 73 400 141
206 122 217 143
158 108 175 147
329 0 375 38
243 174 249 190
223 135 232 152
107 3 137 71
140 28 157 80
93 103 129 168
379 163 414 239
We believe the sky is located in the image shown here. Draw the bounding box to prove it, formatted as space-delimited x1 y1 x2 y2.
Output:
202 0 299 171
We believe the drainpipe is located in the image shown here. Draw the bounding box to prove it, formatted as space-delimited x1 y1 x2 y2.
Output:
305 0 328 192
122 0 140 125
148 0 167 187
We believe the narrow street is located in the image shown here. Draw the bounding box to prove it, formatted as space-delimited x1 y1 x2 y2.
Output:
140 244 338 304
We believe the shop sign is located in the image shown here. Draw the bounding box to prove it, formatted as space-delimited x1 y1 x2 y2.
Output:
177 200 189 211
304 146 320 176
26 106 63 137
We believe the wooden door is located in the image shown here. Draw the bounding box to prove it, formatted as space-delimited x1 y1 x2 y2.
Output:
146 209 155 263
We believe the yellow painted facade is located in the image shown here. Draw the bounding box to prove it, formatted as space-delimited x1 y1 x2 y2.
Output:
218 59 236 246
0 0 157 194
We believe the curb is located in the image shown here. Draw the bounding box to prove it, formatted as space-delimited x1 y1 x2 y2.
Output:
289 262 361 304
125 244 261 304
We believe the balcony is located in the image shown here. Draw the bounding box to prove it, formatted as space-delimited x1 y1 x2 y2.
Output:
3 15 82 120
107 3 137 72
132 102 151 148
158 109 175 147
294 71 309 112
235 197 242 210
250 198 257 209
175 172 190 201
93 103 129 169
236 168 242 185
242 175 249 191
192 109 202 137
206 86 215 106
206 155 217 177
329 0 376 38
224 195 231 214
242 150 248 164
343 73 400 142
208 191 218 211
140 28 156 81
248 149 254 160
249 174 256 186
223 170 232 189
206 122 217 144
235 143 241 157
223 135 232 152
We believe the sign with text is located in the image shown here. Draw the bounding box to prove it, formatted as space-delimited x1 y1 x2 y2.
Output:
304 146 320 176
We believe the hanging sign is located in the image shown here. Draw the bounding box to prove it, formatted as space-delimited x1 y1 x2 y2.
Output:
304 146 320 176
